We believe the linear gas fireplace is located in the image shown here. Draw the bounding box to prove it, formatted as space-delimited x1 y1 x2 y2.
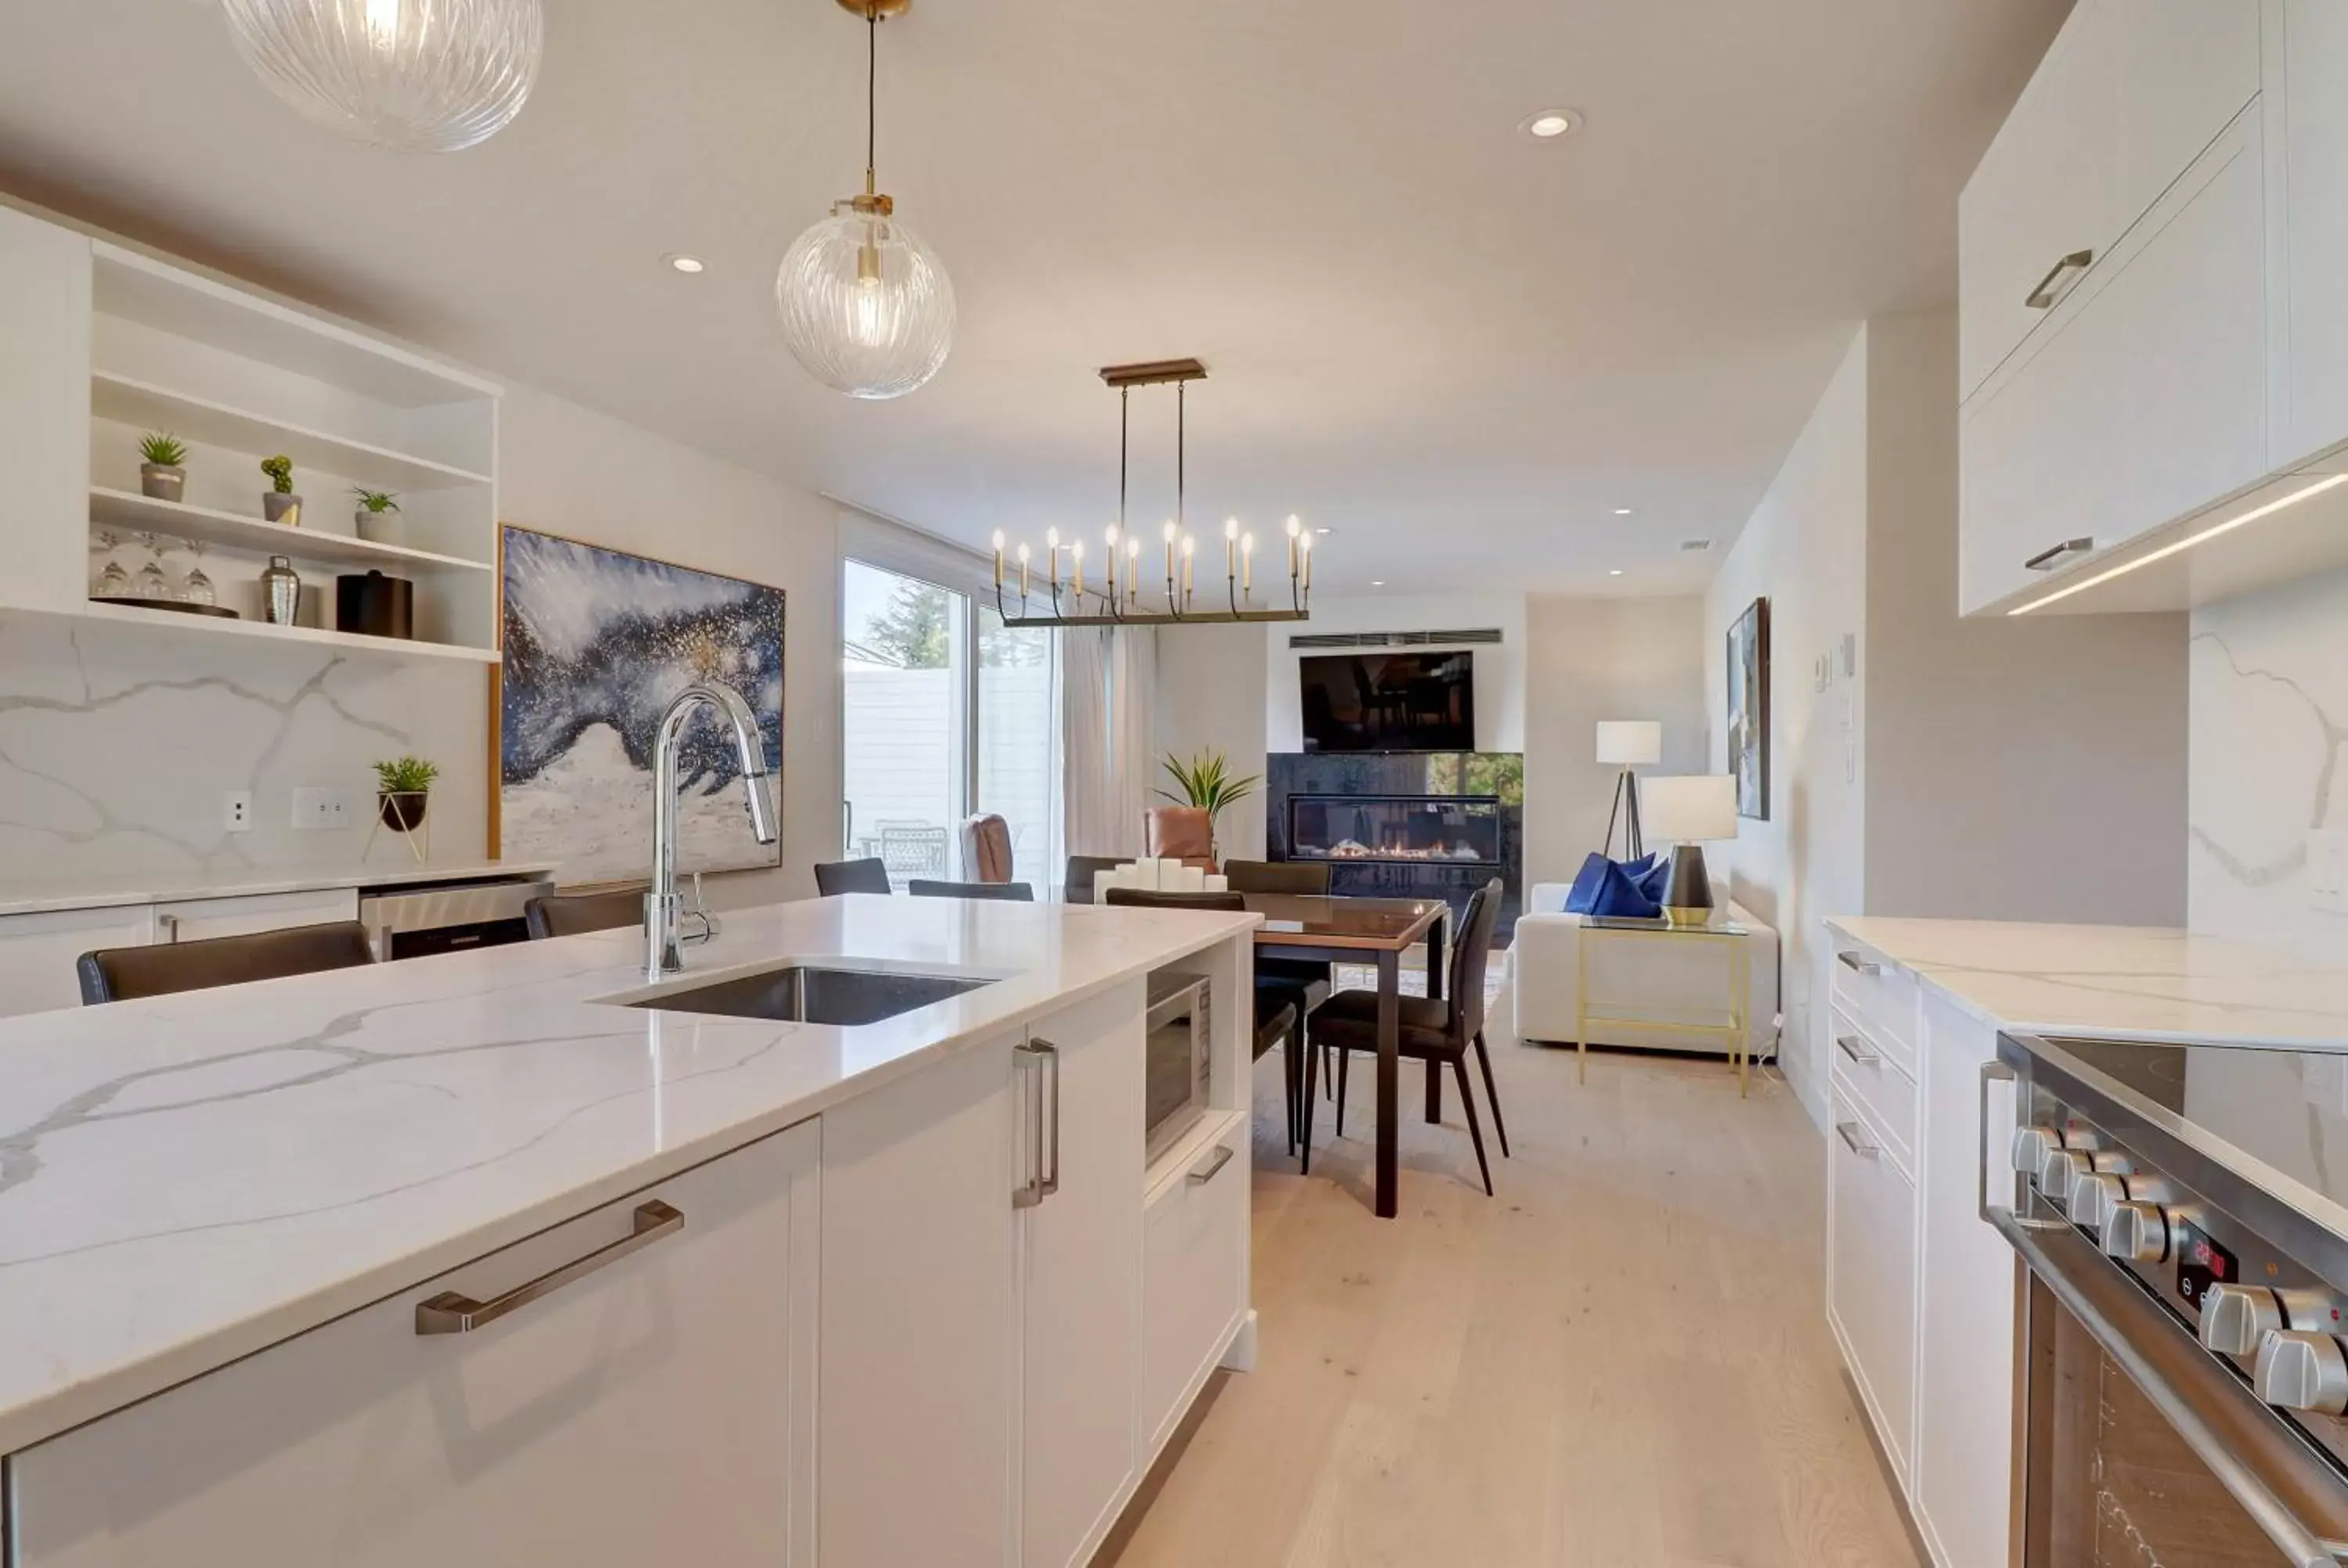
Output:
1287 795 1501 868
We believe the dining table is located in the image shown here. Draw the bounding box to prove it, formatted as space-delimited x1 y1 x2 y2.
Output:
1241 890 1449 1219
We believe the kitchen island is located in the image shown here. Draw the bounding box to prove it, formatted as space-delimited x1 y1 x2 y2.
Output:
0 893 1259 1568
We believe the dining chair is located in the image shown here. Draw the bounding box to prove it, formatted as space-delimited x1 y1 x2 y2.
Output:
815 857 892 896
908 879 1035 901
1106 886 1307 1156
77 920 376 1005
1303 879 1509 1195
877 822 950 882
1062 854 1127 904
962 814 1015 883
1221 858 1337 1099
524 886 644 940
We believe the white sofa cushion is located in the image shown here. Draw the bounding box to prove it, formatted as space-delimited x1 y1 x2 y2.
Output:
1503 880 1781 1057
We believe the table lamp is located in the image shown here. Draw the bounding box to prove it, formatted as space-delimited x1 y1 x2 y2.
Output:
1594 720 1663 860
1641 774 1738 925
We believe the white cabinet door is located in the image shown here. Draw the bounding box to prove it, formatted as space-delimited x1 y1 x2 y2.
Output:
2111 0 2260 242
820 1031 1019 1568
1827 1084 1918 1483
0 204 91 616
0 904 155 1018
152 886 359 944
1911 993 2022 1568
1019 983 1145 1568
9 1120 821 1568
1140 1113 1250 1458
2271 0 2348 470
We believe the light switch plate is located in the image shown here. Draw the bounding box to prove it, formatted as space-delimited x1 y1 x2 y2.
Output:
2309 829 2348 914
291 786 351 833
223 790 253 833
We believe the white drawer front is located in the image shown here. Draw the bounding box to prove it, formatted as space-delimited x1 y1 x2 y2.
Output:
1829 940 1918 1070
1828 1006 1916 1175
1140 1117 1248 1457
152 886 359 944
1828 1085 1919 1483
12 1121 819 1568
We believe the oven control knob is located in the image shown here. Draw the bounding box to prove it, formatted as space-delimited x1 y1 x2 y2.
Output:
2101 1201 2171 1263
2256 1330 2348 1415
2068 1171 2124 1228
2202 1285 2285 1356
2011 1126 2063 1176
2040 1148 2092 1203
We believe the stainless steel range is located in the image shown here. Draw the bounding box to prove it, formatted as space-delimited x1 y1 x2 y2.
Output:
1993 1030 2348 1566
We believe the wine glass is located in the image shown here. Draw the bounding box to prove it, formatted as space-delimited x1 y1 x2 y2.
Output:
179 539 216 608
132 533 171 600
90 530 129 599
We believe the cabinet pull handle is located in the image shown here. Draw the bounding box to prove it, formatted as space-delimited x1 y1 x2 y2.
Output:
1835 1120 1878 1158
2025 248 2094 309
1188 1144 1235 1185
1835 950 1881 976
2024 537 2096 572
1836 1034 1881 1067
155 913 180 944
1013 1040 1061 1208
415 1200 684 1335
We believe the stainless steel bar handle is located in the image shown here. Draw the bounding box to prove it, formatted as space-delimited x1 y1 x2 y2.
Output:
1035 1038 1061 1201
415 1200 684 1335
2024 537 2096 571
1835 1120 1878 1157
1013 1041 1055 1209
2025 247 2094 308
1835 1034 1881 1067
1993 1210 2348 1566
1835 950 1881 976
1188 1144 1235 1185
1979 1059 2018 1224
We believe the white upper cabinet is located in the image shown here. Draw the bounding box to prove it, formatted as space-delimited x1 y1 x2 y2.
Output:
2268 0 2348 473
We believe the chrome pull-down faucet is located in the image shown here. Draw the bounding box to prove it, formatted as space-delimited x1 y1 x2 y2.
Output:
645 680 777 980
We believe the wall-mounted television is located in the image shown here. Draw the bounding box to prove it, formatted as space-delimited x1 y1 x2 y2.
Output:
1298 650 1476 753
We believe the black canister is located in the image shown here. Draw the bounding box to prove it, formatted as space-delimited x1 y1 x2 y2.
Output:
335 570 414 638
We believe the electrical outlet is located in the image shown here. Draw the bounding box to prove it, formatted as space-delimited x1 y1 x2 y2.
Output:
291 786 351 833
2309 829 2348 913
223 790 253 833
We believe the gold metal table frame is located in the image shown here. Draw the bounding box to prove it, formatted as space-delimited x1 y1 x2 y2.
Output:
1573 919 1754 1096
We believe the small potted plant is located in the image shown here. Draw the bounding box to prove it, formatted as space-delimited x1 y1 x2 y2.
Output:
261 455 301 525
1156 748 1260 859
351 487 401 541
138 433 188 502
373 755 439 835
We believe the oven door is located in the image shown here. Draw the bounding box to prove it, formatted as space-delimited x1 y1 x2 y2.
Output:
1997 1210 2348 1566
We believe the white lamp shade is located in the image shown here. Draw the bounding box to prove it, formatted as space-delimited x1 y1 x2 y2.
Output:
1642 774 1738 842
1595 720 1662 766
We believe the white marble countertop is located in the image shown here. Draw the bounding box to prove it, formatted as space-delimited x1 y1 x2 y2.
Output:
1826 916 2348 1048
0 894 1256 1455
0 858 564 917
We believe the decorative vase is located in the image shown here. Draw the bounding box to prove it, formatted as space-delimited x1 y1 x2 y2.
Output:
264 493 303 525
355 507 395 543
378 791 429 833
139 464 185 502
261 555 301 625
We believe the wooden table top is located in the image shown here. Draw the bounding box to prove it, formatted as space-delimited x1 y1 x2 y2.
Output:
1241 893 1446 952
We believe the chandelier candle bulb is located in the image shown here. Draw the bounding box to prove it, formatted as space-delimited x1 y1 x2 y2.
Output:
1046 527 1060 592
1299 528 1313 591
1242 532 1255 595
1182 534 1195 600
1128 536 1141 606
1286 513 1302 577
1071 540 1084 599
1224 516 1238 584
1017 542 1030 599
991 530 1004 589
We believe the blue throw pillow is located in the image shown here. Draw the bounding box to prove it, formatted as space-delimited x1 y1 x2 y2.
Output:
1562 852 1612 914
1630 854 1671 903
1563 852 1664 919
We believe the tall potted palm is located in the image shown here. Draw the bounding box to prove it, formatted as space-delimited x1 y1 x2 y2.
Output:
1156 749 1260 859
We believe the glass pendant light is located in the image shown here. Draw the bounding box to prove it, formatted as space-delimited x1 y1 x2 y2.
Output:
776 0 956 400
219 0 544 153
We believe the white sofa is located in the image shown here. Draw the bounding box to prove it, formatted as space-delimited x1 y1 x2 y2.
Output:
1501 879 1781 1059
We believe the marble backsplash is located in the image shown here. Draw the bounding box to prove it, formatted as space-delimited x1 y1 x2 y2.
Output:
0 619 485 884
2190 563 2348 958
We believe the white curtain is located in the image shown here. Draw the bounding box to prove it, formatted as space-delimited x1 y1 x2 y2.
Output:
1062 625 1157 860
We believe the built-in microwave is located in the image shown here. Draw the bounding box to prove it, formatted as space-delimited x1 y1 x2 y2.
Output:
1144 973 1213 1163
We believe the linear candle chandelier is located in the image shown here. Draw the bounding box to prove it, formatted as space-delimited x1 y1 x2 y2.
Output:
990 359 1314 628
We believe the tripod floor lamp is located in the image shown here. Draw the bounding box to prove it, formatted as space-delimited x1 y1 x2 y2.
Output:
1597 721 1663 861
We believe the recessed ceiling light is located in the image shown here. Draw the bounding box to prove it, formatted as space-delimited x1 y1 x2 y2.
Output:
1608 570 1623 577
1612 507 1636 516
1522 109 1583 139
663 254 707 275
1315 527 1332 535
1371 580 1386 587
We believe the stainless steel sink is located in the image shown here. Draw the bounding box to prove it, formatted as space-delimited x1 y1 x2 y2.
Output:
625 964 992 1026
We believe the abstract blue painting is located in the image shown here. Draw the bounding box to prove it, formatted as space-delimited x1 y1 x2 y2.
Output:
495 525 784 880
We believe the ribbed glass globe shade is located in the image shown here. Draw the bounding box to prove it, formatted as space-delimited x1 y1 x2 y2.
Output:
219 0 543 153
775 202 956 400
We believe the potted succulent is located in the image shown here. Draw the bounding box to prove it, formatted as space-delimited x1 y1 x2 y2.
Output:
373 755 439 834
1156 748 1261 858
138 433 188 502
351 487 401 542
261 455 301 525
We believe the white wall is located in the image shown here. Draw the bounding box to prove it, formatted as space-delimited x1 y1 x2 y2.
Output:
1263 591 1527 755
1521 594 1707 889
1705 328 1872 1124
2189 564 2348 958
1153 622 1271 861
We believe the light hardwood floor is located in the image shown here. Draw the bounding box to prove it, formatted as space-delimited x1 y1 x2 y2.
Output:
1101 1038 1925 1568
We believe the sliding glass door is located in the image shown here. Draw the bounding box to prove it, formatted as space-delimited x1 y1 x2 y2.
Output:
842 559 1061 890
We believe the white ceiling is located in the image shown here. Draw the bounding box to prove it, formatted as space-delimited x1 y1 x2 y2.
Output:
0 0 2064 596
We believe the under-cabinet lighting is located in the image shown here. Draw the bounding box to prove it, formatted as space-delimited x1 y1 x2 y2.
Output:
2006 474 2348 616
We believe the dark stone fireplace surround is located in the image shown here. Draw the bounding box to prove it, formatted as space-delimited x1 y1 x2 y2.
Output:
1265 751 1524 944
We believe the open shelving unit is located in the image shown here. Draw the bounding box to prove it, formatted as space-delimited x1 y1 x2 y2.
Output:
0 213 503 666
